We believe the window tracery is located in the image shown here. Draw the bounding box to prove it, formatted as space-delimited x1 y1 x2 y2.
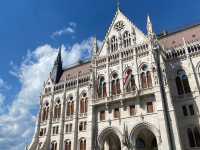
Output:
123 69 136 92
42 102 49 122
80 138 86 150
65 140 71 150
140 64 152 89
54 99 61 119
111 73 121 95
80 92 88 114
175 70 191 95
111 36 118 52
97 76 107 98
66 96 74 117
123 31 131 48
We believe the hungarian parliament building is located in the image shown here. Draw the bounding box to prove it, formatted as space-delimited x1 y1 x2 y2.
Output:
28 8 200 150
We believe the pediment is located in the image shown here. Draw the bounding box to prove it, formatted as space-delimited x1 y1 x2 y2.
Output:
98 9 148 57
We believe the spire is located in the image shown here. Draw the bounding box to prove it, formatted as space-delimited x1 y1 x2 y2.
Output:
147 15 154 38
50 47 63 83
92 37 98 58
117 0 120 11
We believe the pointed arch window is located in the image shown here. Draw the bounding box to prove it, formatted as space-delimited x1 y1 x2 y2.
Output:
123 69 136 92
140 64 152 89
66 96 74 117
65 140 71 150
42 102 49 122
176 70 191 95
54 99 61 119
123 31 131 48
97 76 107 98
80 138 86 150
111 36 118 52
111 73 121 95
80 92 88 114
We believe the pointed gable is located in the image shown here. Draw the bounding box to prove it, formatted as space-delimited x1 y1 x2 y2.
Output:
98 9 148 57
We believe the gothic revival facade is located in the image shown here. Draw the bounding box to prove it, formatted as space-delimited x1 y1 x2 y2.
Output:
28 8 200 150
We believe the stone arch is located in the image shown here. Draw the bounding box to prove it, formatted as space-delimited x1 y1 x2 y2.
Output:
98 127 123 150
130 122 161 150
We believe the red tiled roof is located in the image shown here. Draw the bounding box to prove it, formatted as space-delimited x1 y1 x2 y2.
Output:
159 24 200 49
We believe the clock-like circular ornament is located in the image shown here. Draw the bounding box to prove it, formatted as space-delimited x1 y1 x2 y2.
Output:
114 21 125 32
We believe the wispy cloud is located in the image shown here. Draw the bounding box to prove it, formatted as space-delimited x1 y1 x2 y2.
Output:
51 22 77 39
0 37 102 150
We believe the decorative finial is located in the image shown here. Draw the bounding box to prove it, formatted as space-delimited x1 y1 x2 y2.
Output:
116 0 120 10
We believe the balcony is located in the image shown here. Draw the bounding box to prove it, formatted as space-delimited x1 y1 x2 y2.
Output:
79 113 87 118
93 88 155 105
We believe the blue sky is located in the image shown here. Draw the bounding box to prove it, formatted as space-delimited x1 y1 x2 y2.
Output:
0 0 200 149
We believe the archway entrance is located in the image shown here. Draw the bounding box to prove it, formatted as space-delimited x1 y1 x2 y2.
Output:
103 132 121 150
98 128 122 150
135 128 157 150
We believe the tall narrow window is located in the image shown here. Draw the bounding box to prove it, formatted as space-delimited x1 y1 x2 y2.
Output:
176 70 191 95
124 69 136 92
66 96 74 117
80 138 86 150
123 31 131 48
100 111 105 121
140 64 152 89
114 108 120 119
194 127 200 147
189 104 195 116
42 102 49 122
176 77 184 95
111 36 118 52
147 71 152 87
188 128 195 147
182 106 188 116
147 102 153 113
51 141 57 150
65 140 71 150
97 76 107 98
54 100 61 119
111 73 120 95
130 105 136 116
80 92 88 114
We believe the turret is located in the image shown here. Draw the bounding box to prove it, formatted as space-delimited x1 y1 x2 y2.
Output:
147 15 154 38
92 37 98 59
50 47 63 83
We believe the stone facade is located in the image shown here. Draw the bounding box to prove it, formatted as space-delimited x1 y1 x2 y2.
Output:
28 9 200 150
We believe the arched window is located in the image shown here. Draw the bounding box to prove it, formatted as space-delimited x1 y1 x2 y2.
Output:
54 99 61 119
123 69 136 92
42 102 49 122
80 138 86 150
51 141 57 150
111 73 121 95
65 140 71 150
140 64 152 89
80 92 88 114
111 36 118 52
147 71 152 87
123 31 131 48
66 96 74 117
97 76 107 98
176 70 191 95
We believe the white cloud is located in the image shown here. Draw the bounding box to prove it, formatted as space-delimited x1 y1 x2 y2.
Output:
51 22 77 38
0 37 98 150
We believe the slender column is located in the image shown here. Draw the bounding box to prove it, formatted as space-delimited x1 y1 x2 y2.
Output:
73 74 80 150
59 88 67 150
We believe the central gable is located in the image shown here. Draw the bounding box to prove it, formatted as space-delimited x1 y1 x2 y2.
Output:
98 9 148 57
